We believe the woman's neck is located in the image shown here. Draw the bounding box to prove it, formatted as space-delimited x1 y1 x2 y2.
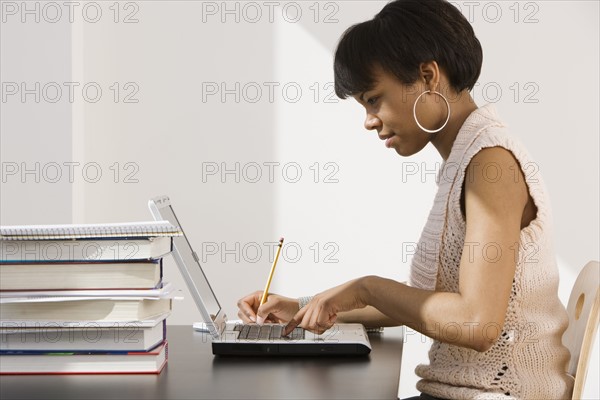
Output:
430 92 478 160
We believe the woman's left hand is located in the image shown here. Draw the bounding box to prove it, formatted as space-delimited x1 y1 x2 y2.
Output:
283 277 369 335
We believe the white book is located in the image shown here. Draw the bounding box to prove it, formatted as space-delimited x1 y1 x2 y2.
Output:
0 259 162 291
0 284 176 324
0 298 173 324
0 314 167 352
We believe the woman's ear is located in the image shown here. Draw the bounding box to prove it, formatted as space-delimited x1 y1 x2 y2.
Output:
419 61 441 92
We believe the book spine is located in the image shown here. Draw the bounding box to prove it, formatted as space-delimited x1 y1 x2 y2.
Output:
1 340 166 356
0 341 168 375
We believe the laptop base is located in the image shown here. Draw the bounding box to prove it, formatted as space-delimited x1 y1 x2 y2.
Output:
212 342 371 356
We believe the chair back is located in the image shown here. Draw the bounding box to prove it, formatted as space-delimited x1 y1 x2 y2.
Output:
562 260 599 399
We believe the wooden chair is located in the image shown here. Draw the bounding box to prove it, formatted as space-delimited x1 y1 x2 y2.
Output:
562 260 600 399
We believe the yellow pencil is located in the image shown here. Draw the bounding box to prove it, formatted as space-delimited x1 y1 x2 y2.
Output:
259 237 284 307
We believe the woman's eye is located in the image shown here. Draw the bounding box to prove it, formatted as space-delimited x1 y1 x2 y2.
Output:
367 97 379 106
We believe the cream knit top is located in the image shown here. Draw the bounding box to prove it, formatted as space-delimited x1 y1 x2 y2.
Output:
409 104 573 399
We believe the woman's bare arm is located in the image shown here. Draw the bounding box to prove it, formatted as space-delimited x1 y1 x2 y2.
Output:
286 147 528 352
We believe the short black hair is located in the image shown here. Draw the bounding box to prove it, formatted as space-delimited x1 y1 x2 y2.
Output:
334 0 483 99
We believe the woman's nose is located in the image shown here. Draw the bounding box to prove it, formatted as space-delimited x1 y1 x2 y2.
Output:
364 114 381 131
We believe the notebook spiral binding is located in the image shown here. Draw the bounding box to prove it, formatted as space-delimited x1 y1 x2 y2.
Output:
0 221 182 241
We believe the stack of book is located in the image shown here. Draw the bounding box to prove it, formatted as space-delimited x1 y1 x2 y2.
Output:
0 221 182 374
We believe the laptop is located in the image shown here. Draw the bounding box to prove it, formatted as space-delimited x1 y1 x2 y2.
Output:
148 195 371 356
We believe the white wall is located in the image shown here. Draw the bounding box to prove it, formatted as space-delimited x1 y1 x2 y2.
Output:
1 3 72 223
1 1 598 398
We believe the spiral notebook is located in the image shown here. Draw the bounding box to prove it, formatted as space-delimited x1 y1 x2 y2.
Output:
0 221 182 240
1 222 183 262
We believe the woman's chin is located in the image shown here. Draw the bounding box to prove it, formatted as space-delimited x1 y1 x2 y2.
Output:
393 145 418 157
391 139 430 157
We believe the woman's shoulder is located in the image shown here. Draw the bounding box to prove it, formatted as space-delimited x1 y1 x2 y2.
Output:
460 105 536 174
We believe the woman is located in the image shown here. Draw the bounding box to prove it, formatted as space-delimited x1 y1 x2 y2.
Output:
237 1 573 398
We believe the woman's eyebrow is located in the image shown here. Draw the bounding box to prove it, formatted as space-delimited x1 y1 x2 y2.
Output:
352 93 365 103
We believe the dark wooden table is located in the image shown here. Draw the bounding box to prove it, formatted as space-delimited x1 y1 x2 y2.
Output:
1 325 404 399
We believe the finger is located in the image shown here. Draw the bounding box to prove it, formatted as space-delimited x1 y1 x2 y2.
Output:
303 301 327 334
238 291 262 308
283 318 299 336
240 304 257 323
305 301 335 334
237 310 253 324
315 309 336 334
266 314 279 324
283 306 308 336
256 296 280 321
256 304 275 326
329 313 338 325
297 299 320 332
237 295 260 323
257 314 275 324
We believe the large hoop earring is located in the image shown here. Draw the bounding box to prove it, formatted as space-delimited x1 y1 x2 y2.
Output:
413 90 451 134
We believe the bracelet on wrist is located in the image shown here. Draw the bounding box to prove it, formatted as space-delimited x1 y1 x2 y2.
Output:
298 296 313 309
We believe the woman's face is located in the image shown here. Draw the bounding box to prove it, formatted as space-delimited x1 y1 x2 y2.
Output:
353 66 448 157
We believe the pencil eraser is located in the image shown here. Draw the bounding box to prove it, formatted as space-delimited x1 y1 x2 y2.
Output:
279 237 284 242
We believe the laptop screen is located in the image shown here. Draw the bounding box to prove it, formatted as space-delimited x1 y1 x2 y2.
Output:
156 202 221 320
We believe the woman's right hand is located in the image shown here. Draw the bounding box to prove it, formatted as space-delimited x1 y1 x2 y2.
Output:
237 291 299 324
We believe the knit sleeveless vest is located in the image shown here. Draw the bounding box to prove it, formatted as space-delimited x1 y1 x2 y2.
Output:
410 104 573 399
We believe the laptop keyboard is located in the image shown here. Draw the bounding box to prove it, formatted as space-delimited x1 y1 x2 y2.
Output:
234 324 305 340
